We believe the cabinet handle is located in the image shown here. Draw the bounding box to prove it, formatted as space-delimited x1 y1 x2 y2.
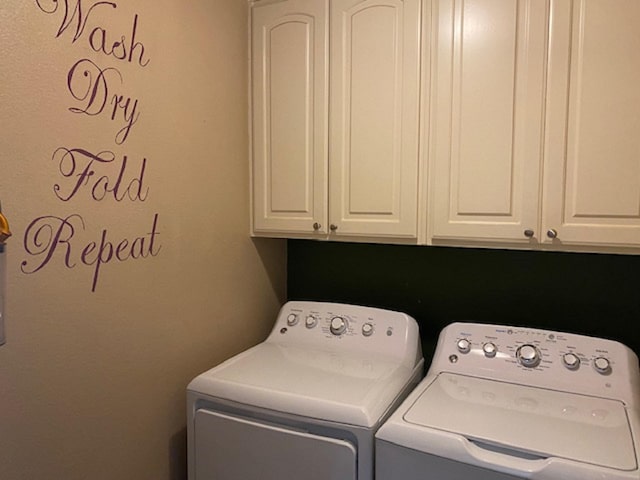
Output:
313 222 321 231
546 229 558 239
330 224 338 232
524 229 535 238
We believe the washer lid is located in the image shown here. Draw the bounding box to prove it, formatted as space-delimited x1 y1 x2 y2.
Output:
188 342 418 427
404 373 637 471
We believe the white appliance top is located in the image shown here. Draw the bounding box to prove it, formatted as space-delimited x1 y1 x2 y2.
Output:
377 322 640 478
405 373 635 470
188 301 423 427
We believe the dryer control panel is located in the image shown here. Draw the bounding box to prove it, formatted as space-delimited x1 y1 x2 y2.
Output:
430 322 640 406
266 301 422 367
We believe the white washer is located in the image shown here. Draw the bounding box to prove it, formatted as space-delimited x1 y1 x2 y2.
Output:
187 301 423 480
376 322 640 480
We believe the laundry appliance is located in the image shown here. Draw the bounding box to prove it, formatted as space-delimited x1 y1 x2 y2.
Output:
187 301 423 480
376 322 640 480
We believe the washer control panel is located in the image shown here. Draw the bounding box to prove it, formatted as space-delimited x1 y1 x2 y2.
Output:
433 322 640 404
267 301 422 366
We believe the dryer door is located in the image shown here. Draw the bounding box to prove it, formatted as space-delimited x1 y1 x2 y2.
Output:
194 409 357 480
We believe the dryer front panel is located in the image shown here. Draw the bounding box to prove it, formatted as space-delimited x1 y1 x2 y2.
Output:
194 409 357 480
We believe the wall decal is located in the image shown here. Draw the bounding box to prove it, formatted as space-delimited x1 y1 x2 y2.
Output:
22 214 160 293
66 58 140 145
51 147 148 203
23 0 161 292
35 0 150 67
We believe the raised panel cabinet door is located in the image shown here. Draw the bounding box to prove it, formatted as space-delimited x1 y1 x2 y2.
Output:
429 0 548 242
252 0 329 235
329 0 421 238
543 0 640 247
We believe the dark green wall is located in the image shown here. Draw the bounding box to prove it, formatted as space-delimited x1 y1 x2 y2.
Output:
287 240 640 362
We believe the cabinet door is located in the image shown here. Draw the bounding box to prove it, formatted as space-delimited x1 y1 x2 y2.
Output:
543 0 640 247
252 0 329 235
429 0 548 242
329 0 421 238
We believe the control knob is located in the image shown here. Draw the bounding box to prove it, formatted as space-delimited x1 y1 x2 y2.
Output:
593 356 612 375
457 338 471 354
362 322 374 337
517 344 541 368
483 342 497 358
330 316 348 336
562 352 580 371
286 313 299 326
305 315 318 329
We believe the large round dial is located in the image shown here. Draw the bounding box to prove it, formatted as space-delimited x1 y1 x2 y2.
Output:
517 344 541 368
330 316 348 336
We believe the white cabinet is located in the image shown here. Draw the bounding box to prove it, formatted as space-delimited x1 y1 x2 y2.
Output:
430 0 640 250
328 0 422 238
253 0 640 251
542 0 640 248
251 0 329 235
429 0 548 244
251 0 422 240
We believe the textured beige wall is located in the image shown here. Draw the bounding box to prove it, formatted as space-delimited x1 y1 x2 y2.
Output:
0 1 286 479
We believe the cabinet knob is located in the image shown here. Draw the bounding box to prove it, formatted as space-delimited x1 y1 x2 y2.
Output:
330 224 338 232
546 229 558 239
524 229 535 238
313 222 321 231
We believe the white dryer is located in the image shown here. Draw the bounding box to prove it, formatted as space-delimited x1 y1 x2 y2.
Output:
376 322 640 480
187 301 423 480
